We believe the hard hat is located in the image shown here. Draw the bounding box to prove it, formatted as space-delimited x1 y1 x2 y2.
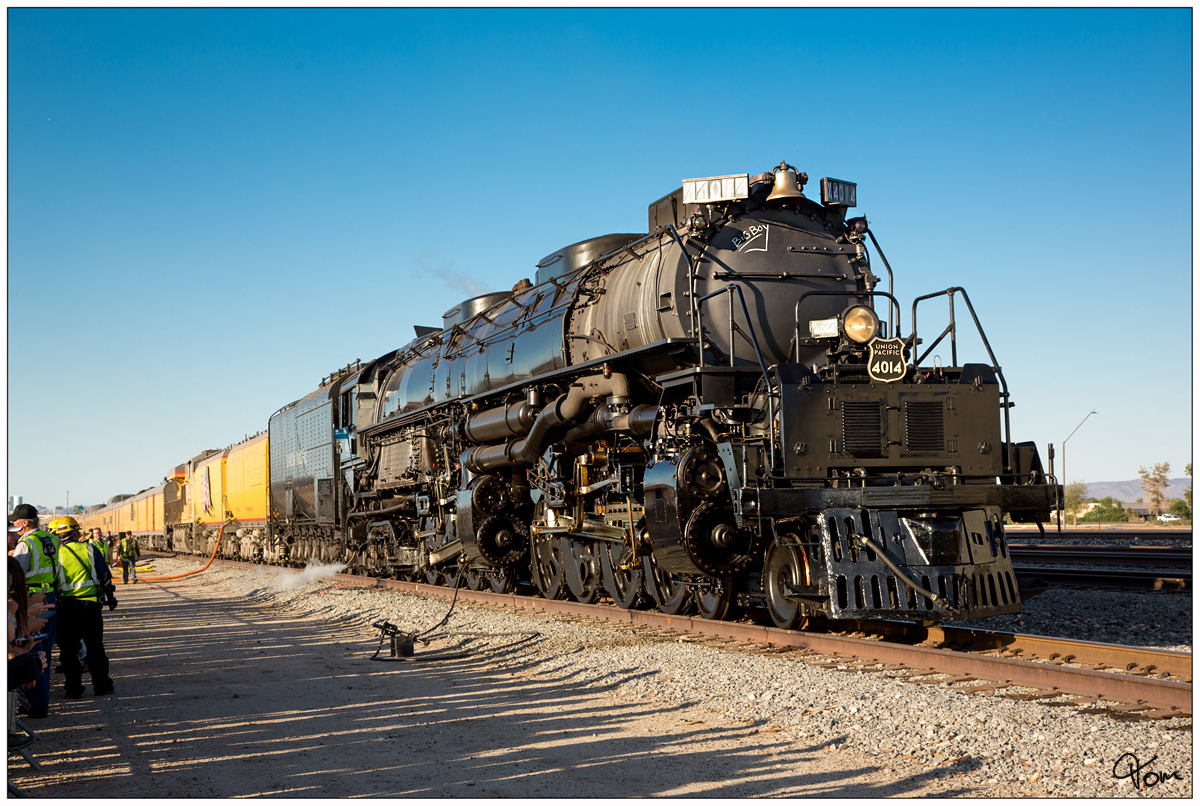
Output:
48 516 80 536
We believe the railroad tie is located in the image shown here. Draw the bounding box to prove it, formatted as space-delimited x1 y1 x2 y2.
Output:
897 667 941 679
1004 688 1063 701
1103 701 1154 713
957 682 1015 696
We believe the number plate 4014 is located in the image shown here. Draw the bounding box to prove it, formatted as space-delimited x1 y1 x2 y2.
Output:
867 338 907 382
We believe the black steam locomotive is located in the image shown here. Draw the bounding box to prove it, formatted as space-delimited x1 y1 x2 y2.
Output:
267 160 1059 626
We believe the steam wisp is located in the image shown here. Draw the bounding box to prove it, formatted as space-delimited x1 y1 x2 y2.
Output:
273 562 348 592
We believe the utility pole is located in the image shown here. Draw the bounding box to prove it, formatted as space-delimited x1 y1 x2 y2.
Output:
1061 411 1097 528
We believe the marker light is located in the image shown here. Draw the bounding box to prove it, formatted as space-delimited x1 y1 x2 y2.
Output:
842 306 879 344
821 177 857 207
682 174 750 204
809 317 839 338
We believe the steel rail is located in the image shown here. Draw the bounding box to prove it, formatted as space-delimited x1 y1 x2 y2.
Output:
1013 566 1190 592
930 626 1192 679
145 553 1192 714
1008 529 1192 542
805 619 1192 679
1010 545 1192 569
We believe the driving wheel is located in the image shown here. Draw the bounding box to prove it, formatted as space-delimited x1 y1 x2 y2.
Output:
563 537 603 603
694 577 738 621
598 541 649 610
530 534 568 600
485 566 519 594
644 554 692 616
463 567 487 591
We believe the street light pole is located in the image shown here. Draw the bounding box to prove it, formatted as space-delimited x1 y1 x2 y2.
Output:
1062 410 1097 528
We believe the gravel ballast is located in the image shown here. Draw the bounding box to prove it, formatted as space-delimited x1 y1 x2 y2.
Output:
958 587 1191 653
34 555 1189 798
176 556 1195 797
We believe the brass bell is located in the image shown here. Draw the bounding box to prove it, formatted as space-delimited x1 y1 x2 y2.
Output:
765 161 807 205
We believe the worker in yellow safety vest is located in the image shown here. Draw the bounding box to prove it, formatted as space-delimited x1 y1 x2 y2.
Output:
118 533 141 584
9 503 60 718
51 517 117 698
90 528 113 564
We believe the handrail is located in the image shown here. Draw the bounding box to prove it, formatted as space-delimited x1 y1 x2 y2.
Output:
911 287 1014 474
864 228 895 334
664 225 700 339
695 284 777 472
792 290 902 362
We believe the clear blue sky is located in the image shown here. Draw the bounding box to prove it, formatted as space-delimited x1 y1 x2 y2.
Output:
8 9 1192 510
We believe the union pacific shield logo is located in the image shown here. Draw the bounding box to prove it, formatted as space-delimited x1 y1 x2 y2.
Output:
867 338 907 383
201 466 213 513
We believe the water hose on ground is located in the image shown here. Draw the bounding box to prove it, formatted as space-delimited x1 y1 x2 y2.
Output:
369 561 541 662
139 522 229 582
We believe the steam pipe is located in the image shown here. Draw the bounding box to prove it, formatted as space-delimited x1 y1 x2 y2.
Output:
463 374 631 473
463 400 539 444
348 499 415 520
562 404 659 444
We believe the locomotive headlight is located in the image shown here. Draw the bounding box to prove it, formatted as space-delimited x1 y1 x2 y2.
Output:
841 306 879 344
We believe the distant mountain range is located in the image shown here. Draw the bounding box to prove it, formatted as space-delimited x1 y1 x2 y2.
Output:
1083 478 1190 504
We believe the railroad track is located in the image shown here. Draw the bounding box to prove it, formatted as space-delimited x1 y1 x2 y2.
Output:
1014 566 1190 592
1008 528 1192 543
351 574 1192 717
1010 544 1192 591
1010 545 1192 569
148 553 1192 719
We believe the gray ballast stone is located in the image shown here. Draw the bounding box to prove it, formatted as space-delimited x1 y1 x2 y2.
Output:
144 556 1193 798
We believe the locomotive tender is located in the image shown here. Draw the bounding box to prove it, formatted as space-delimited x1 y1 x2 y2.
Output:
91 160 1060 627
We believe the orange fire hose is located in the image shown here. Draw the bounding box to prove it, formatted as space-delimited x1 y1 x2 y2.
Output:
139 522 229 582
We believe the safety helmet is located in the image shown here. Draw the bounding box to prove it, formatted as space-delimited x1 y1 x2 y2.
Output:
48 516 80 537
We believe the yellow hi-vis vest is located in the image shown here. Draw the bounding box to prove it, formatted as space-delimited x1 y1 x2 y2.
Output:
57 542 102 602
21 530 61 593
